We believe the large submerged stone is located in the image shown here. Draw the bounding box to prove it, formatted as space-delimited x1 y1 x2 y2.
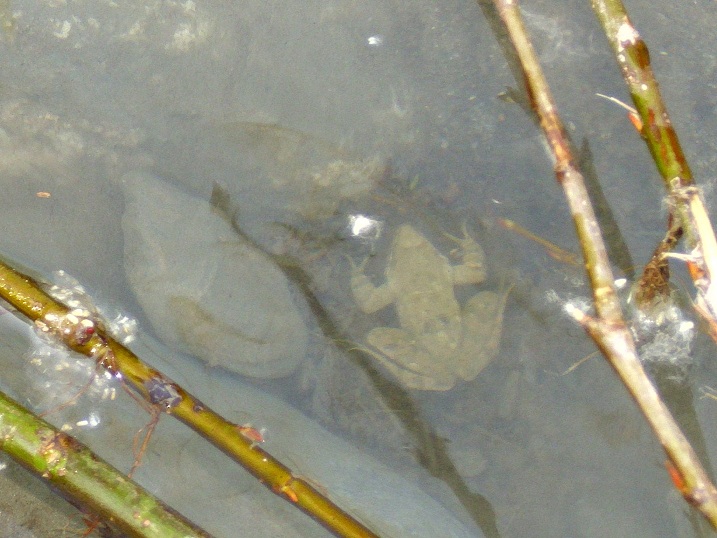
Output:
119 171 307 378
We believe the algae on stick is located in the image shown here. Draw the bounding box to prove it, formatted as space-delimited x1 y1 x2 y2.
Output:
119 171 308 378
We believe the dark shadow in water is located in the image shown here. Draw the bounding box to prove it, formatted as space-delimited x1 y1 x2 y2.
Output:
650 359 715 537
477 0 634 283
474 0 527 109
279 252 500 538
578 138 635 279
212 182 501 536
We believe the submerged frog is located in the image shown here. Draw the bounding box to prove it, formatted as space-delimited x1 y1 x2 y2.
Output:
351 224 509 391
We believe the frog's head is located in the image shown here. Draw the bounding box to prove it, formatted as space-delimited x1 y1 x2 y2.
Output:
394 225 425 248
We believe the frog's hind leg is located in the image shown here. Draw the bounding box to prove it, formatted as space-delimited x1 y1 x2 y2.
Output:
457 290 509 382
366 328 454 391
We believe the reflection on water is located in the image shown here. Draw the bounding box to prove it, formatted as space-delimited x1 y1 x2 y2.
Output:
1 0 717 536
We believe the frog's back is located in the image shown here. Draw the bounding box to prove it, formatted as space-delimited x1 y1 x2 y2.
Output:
387 225 457 314
387 226 445 281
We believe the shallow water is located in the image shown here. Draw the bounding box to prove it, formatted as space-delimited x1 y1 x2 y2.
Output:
1 0 717 536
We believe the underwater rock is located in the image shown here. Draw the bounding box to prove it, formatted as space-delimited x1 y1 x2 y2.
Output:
216 122 387 221
138 331 483 538
309 345 414 454
119 171 308 378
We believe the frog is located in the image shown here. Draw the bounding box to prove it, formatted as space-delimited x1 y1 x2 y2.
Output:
350 224 509 391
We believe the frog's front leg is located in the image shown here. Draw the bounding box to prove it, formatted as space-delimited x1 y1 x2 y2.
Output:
349 257 395 314
445 224 486 285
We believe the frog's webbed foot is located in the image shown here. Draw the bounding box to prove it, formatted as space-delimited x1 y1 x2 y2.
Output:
345 254 368 274
346 254 369 295
444 223 487 285
347 255 394 314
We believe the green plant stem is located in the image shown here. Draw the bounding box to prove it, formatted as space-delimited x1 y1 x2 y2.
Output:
491 0 717 528
590 0 691 189
0 387 212 537
590 0 717 326
0 258 378 538
588 0 717 519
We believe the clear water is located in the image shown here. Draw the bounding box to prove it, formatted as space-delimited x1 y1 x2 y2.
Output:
1 0 717 536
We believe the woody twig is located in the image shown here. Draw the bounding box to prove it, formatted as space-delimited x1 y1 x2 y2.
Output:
492 0 717 527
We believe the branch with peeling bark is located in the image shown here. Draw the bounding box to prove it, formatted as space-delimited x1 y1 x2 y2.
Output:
492 0 717 528
0 258 378 538
591 0 717 338
0 388 212 537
